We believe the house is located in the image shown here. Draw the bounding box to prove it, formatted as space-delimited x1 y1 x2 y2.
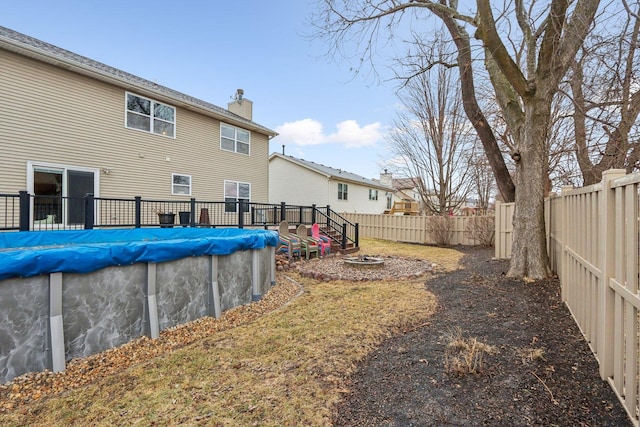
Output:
379 170 423 214
268 153 392 214
0 26 277 225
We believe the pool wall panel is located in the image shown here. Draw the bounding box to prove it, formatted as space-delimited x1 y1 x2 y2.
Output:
0 245 275 384
0 276 48 382
62 264 146 360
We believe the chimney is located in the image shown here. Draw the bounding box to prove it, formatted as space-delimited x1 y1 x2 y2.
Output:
227 88 253 120
380 169 393 187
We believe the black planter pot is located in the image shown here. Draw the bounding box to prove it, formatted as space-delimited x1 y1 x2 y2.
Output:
158 213 175 228
178 211 191 227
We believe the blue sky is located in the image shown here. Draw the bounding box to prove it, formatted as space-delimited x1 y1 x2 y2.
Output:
1 0 402 180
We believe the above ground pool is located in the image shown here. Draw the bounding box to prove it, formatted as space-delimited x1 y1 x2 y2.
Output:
0 228 278 383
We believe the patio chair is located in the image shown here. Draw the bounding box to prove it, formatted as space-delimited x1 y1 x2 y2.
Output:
278 220 301 259
296 224 320 260
311 223 331 256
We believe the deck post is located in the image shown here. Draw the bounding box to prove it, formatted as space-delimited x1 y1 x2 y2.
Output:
190 198 196 227
19 190 30 231
84 193 95 230
134 196 142 228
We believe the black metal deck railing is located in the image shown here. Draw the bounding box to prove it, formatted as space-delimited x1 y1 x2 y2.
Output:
0 192 359 250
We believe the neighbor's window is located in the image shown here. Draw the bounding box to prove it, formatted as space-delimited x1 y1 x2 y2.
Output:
338 183 348 200
220 123 250 154
369 189 378 201
126 92 175 137
172 173 191 195
224 180 251 213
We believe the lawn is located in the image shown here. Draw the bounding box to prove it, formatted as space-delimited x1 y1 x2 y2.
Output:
0 238 464 426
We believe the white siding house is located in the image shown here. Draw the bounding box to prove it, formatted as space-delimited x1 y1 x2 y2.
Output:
269 153 392 214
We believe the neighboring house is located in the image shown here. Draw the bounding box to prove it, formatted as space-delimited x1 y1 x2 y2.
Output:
269 153 392 214
379 170 423 214
0 26 277 225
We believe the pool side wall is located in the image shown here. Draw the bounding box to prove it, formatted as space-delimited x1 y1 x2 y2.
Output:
0 247 275 384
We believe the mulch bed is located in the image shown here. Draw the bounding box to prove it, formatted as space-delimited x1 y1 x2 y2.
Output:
332 246 632 426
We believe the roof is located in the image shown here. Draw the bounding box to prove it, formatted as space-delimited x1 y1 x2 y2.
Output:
0 26 277 137
269 153 393 190
393 177 422 191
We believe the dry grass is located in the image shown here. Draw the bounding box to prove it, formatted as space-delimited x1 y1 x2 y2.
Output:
0 241 464 426
358 237 464 271
516 347 546 364
444 326 497 376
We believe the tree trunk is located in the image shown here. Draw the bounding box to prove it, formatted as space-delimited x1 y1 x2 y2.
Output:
507 96 552 279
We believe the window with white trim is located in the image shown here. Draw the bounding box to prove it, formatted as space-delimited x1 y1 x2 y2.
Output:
224 180 251 213
172 173 191 195
369 189 378 201
220 123 250 154
126 92 175 137
338 183 348 200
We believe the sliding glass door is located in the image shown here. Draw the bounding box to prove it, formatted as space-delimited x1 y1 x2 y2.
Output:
29 162 99 227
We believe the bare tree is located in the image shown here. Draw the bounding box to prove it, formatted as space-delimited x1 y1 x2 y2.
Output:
562 0 640 185
313 0 601 279
386 44 472 215
467 141 495 213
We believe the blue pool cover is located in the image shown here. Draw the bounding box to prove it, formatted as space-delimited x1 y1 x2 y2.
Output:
0 228 279 280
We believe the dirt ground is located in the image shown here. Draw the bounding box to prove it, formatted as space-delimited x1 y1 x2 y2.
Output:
332 247 632 426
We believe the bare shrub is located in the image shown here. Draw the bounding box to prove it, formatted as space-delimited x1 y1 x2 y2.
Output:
444 327 496 376
426 215 455 246
464 216 495 247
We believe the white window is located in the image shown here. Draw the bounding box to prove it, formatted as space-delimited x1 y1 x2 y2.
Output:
172 173 191 195
220 123 250 154
224 180 251 213
338 183 348 200
369 189 378 201
126 92 175 137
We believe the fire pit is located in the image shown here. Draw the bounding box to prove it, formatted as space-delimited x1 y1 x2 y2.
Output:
343 255 385 267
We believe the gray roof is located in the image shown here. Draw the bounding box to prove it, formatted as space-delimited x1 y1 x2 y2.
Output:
0 26 276 137
270 153 392 190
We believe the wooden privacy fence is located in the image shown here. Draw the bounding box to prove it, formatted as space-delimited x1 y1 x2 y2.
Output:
495 169 640 426
340 212 482 246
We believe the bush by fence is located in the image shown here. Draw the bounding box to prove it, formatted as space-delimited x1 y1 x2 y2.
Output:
340 212 489 246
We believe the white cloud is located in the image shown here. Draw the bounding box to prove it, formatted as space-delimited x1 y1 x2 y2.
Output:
275 118 382 148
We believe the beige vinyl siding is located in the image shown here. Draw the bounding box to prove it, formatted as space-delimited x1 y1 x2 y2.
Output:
0 49 269 202
269 157 330 205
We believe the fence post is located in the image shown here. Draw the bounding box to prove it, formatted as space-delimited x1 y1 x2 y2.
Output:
494 201 501 259
238 199 245 229
84 193 95 230
298 205 303 224
559 186 573 297
598 169 626 381
19 190 30 231
135 196 142 228
341 223 347 250
280 202 286 221
311 204 316 224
